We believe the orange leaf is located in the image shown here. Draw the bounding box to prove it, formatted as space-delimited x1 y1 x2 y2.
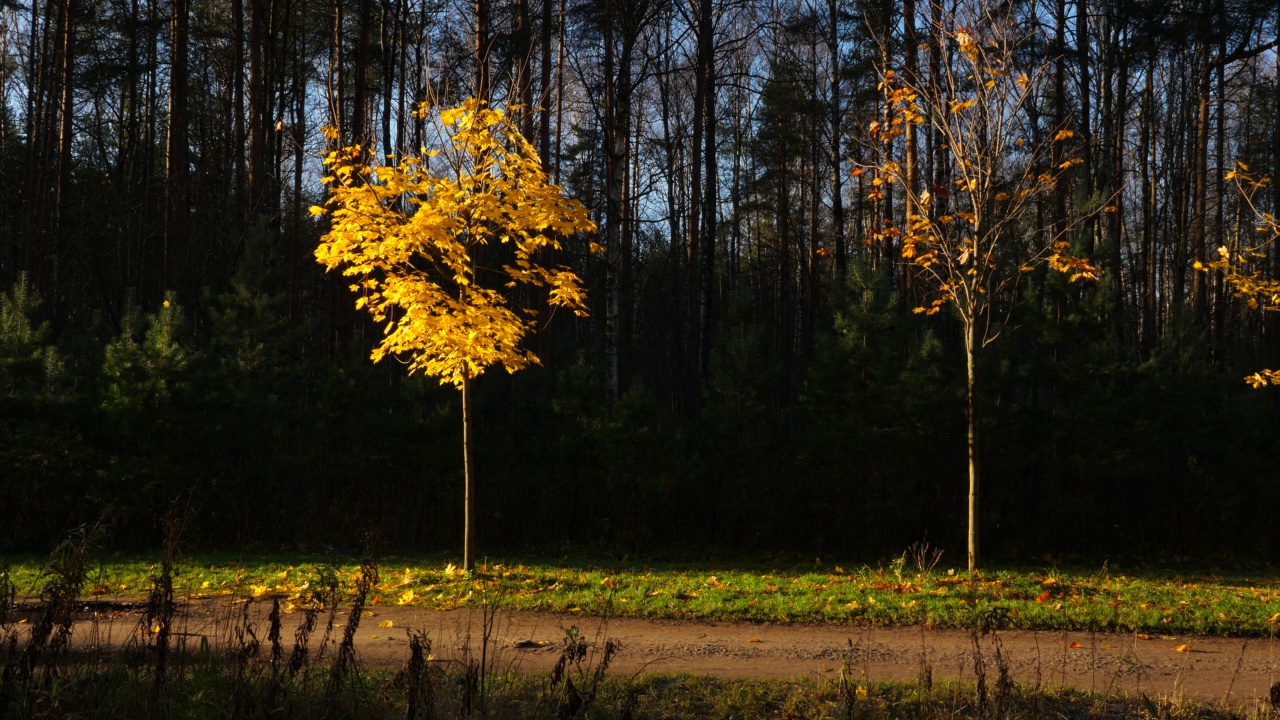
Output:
1068 641 1082 649
1174 644 1191 653
1035 590 1051 604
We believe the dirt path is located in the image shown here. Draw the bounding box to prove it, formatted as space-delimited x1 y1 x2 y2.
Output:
13 599 1280 705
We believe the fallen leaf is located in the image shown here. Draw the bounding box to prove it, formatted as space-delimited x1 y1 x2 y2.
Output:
1068 641 1082 649
379 620 394 628
1036 590 1051 604
747 637 762 643
1175 644 1191 653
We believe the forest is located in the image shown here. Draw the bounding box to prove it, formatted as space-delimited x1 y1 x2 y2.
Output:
1 0 1279 564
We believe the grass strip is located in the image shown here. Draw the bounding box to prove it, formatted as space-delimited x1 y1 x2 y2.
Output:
5 553 1280 637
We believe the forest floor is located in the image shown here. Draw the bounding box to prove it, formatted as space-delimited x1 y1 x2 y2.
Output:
9 597 1280 705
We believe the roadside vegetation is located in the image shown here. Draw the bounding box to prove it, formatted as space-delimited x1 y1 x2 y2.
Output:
7 548 1280 638
6 531 1280 718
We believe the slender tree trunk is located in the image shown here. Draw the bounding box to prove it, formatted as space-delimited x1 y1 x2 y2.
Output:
1192 56 1210 322
902 0 918 304
538 0 553 166
55 0 75 234
965 318 979 572
1211 0 1226 359
1076 0 1093 252
697 0 715 378
351 0 372 144
330 0 345 143
1140 56 1157 355
475 0 490 102
1108 18 1127 349
461 373 475 571
514 0 533 138
828 0 845 284
232 0 245 220
248 0 267 220
603 0 620 398
687 14 704 402
1053 0 1066 240
381 0 395 159
166 0 188 291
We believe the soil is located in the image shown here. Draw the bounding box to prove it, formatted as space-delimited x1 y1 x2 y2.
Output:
10 599 1280 705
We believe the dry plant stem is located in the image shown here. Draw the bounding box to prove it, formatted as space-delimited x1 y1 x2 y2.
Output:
1225 639 1248 704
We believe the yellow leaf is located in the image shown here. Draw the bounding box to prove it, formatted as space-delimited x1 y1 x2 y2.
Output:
1054 129 1075 142
1174 644 1191 653
380 620 394 628
398 590 415 605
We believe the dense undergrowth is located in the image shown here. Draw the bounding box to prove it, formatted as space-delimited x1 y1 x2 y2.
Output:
4 271 1280 563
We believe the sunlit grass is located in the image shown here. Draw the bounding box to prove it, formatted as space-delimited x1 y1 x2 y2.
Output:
5 552 1280 637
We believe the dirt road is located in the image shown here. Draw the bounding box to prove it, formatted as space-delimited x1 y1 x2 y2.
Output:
12 599 1280 705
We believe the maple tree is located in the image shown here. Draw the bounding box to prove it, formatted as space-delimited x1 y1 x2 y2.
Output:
1197 165 1280 388
313 98 597 571
866 2 1100 572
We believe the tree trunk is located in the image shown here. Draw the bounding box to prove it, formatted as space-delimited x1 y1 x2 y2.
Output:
514 0 533 138
965 318 979 572
475 0 490 102
1076 0 1093 253
828 0 845 284
902 0 918 304
351 0 372 144
247 0 267 220
538 0 553 166
461 373 476 571
232 0 245 220
166 0 188 292
697 0 715 379
1192 56 1210 323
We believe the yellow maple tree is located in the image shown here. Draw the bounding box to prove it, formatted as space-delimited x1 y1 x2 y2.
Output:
1196 163 1280 387
313 98 597 570
864 3 1100 572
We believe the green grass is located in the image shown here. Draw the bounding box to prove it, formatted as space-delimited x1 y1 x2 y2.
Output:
5 552 1280 637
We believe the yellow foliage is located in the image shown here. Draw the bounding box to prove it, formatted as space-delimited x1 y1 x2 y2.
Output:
314 99 598 388
1203 164 1280 386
